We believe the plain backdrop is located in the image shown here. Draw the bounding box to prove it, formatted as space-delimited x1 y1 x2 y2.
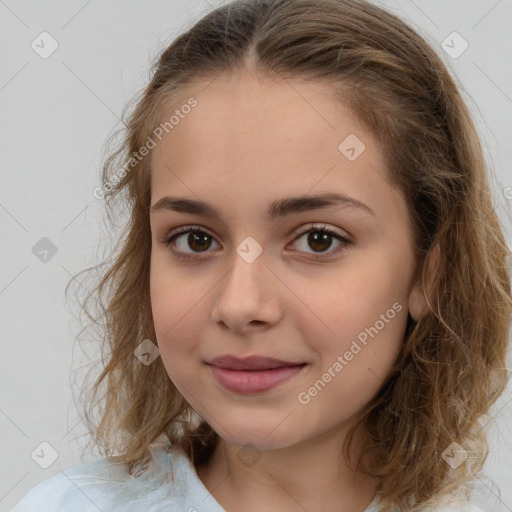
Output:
1 0 511 510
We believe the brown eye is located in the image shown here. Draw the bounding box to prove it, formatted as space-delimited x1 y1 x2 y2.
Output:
305 231 335 253
182 232 212 252
165 227 220 256
290 224 351 259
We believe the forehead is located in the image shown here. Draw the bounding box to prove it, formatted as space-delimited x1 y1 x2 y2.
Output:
149 70 404 226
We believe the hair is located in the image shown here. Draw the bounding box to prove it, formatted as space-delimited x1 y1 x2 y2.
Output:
68 0 512 510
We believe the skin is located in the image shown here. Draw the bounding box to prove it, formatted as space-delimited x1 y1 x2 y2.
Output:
149 66 427 512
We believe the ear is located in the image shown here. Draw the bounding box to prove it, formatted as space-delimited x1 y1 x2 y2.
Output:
408 243 440 321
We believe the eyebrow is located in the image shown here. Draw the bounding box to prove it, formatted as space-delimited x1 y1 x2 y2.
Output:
150 192 375 220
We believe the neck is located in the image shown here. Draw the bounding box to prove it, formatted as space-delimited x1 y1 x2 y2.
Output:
195 424 381 512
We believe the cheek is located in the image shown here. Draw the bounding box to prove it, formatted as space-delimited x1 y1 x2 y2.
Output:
294 269 408 423
294 251 410 368
149 257 206 364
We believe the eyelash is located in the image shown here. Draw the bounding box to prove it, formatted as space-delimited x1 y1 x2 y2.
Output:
163 223 352 261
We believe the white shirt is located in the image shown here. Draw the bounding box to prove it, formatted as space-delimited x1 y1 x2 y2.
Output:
11 446 493 511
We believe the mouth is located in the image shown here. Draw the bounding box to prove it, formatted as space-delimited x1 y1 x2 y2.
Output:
206 355 308 394
206 355 305 370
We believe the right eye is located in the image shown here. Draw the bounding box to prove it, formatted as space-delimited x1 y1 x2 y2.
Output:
164 225 220 259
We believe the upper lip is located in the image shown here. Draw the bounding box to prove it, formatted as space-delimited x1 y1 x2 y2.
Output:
207 355 304 370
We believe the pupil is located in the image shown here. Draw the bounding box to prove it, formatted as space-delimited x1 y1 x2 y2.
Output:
189 233 211 252
309 232 332 252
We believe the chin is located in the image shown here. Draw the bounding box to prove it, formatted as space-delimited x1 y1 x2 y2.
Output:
207 411 305 452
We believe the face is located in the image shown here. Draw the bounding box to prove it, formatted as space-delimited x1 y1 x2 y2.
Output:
149 69 423 451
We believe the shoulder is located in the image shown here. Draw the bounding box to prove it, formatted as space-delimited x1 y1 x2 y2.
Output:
10 456 128 512
10 459 110 511
11 446 226 512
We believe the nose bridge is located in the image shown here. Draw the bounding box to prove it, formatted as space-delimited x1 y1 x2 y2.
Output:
221 225 267 286
211 242 279 330
222 245 266 302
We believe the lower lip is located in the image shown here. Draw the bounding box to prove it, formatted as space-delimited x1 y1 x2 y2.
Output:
208 364 306 394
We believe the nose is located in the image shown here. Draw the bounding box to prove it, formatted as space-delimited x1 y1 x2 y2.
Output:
210 251 283 335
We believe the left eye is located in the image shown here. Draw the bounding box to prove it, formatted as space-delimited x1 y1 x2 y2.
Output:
291 226 350 257
163 223 351 260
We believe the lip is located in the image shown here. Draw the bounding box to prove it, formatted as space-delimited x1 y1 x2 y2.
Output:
208 355 303 370
206 355 307 394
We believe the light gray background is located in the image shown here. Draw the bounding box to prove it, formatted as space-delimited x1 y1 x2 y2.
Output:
1 0 511 510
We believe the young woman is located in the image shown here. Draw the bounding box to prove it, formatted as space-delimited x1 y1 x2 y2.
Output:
12 0 511 510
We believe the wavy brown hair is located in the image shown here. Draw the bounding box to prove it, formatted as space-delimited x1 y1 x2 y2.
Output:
69 0 512 510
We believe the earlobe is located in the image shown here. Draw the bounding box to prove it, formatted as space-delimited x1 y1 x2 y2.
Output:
408 243 441 321
408 285 426 321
